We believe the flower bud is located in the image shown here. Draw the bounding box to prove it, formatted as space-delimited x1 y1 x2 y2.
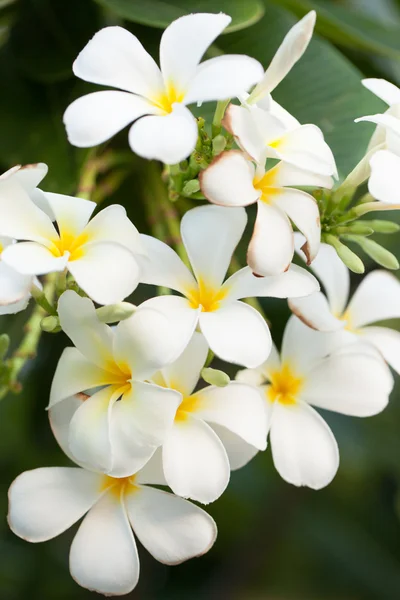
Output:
201 367 230 387
40 316 60 333
182 179 200 196
212 135 227 156
344 235 399 270
324 234 365 273
96 302 136 324
366 220 400 234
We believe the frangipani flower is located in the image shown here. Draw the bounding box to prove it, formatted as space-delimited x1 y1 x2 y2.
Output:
289 238 400 375
150 333 267 504
49 291 182 476
358 78 400 154
8 457 217 595
138 204 319 368
368 149 400 205
63 14 263 164
200 151 332 275
0 176 144 305
236 316 393 489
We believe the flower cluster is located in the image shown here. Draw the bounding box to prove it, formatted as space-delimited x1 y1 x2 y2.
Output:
2 10 400 597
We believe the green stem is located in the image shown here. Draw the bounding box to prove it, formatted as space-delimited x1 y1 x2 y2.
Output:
212 98 230 137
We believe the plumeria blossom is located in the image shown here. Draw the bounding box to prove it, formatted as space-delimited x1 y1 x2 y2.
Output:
63 13 264 164
236 316 393 489
0 175 144 305
368 149 400 205
148 333 267 504
8 455 217 595
357 78 400 155
289 237 400 375
49 291 183 476
200 151 332 276
137 204 319 368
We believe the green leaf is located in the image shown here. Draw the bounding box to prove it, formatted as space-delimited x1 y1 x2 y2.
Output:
93 0 264 33
273 0 400 59
216 2 385 179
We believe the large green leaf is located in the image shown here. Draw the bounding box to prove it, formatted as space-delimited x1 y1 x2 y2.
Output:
93 0 264 33
217 3 385 179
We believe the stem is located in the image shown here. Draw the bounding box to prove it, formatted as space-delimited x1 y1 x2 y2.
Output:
212 98 230 137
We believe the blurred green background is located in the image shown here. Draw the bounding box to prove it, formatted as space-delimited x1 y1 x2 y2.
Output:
1 0 400 598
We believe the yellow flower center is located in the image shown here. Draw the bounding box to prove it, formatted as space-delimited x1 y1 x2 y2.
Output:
175 394 201 422
0 241 3 254
48 230 89 262
186 278 229 312
151 82 185 114
253 167 280 204
100 474 138 499
334 309 356 332
267 363 303 405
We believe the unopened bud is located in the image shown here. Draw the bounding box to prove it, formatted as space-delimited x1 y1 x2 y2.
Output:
336 223 373 236
212 134 227 156
324 234 365 274
344 235 399 270
182 179 200 196
365 220 400 234
0 334 10 360
96 302 136 324
41 315 60 333
201 367 230 387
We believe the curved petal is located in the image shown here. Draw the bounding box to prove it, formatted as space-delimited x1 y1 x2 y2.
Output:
0 294 30 316
368 150 400 204
73 25 163 97
200 150 259 208
160 13 231 93
70 491 139 596
182 204 247 289
270 400 339 490
83 204 143 255
222 104 268 163
362 78 400 106
303 351 393 416
235 342 281 385
192 382 268 450
57 291 115 369
49 347 113 407
0 261 32 306
288 291 345 332
135 450 167 486
138 234 196 295
6 162 48 190
49 395 86 462
210 423 259 470
160 332 209 397
125 485 217 564
162 417 230 504
264 161 333 189
223 263 319 301
359 326 400 375
129 104 198 164
347 270 400 328
295 236 350 316
2 242 68 275
199 300 271 368
64 91 156 148
247 200 294 276
8 467 102 542
44 192 95 237
185 54 263 105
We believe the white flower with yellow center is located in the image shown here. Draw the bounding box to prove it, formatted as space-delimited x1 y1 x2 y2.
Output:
236 316 393 489
147 333 267 504
289 237 400 375
0 175 144 305
200 152 332 276
138 204 319 368
48 291 182 476
8 454 216 596
63 13 264 164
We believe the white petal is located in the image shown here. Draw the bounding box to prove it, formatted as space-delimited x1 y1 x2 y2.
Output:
347 270 400 328
200 150 259 207
235 342 281 385
160 332 209 397
359 326 400 375
135 450 167 486
83 204 143 255
8 467 102 542
199 300 271 368
162 417 230 504
49 347 113 407
249 11 316 102
264 161 333 189
362 78 400 106
368 150 400 204
49 395 86 461
0 294 30 316
64 91 157 148
0 261 32 307
73 26 163 97
247 200 294 276
129 104 198 164
182 204 247 288
223 264 319 301
125 485 217 564
5 162 48 190
269 97 301 129
2 242 68 275
270 400 339 489
288 291 345 332
185 54 263 105
57 291 115 369
210 423 259 470
192 382 268 450
70 491 139 596
160 13 231 93
295 236 350 316
44 192 95 237
138 234 196 295
222 104 269 163
303 351 393 416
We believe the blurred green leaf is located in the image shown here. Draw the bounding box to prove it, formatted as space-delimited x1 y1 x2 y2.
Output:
93 0 265 33
217 2 385 179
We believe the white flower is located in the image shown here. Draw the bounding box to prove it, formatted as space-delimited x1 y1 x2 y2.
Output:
289 237 400 375
138 204 319 368
8 458 217 596
368 149 400 205
357 78 400 155
49 291 182 476
236 315 393 489
0 176 144 305
200 151 332 276
147 333 267 504
63 14 264 164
